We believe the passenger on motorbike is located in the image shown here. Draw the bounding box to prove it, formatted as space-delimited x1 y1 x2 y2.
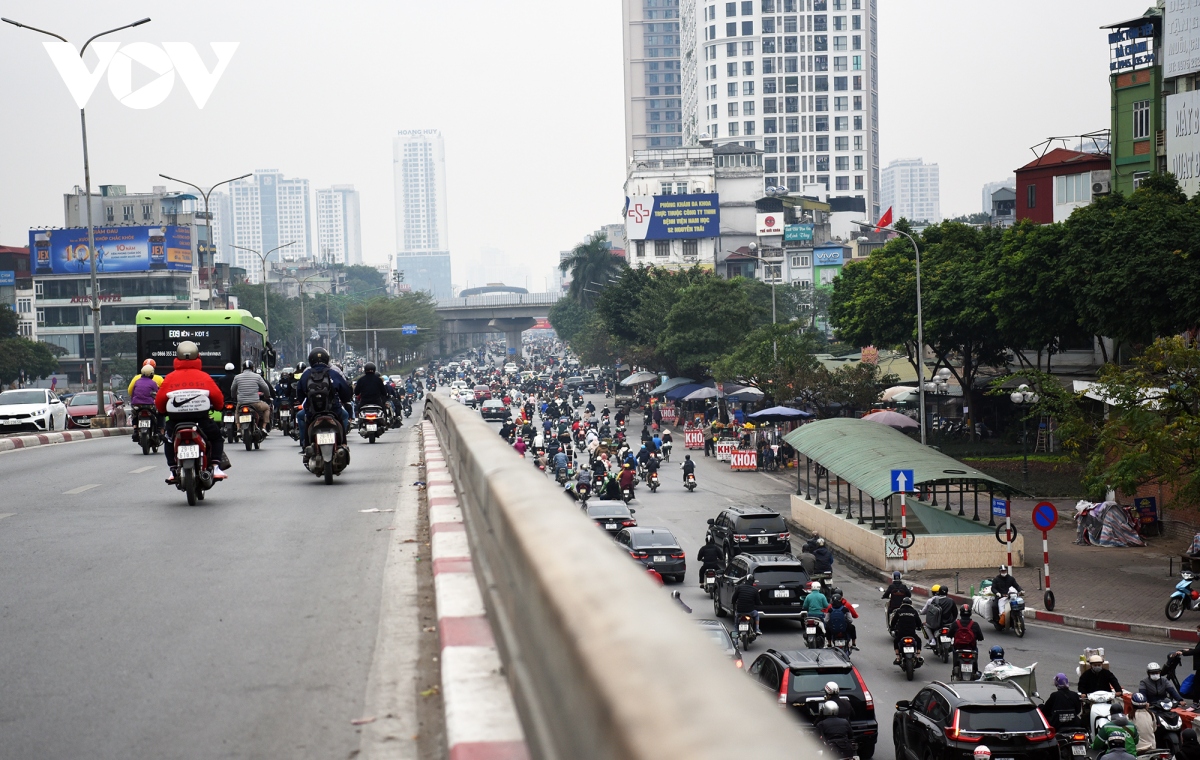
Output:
1130 693 1157 755
129 364 162 441
696 538 722 583
155 341 227 483
889 596 923 662
803 582 829 618
1140 661 1183 702
921 584 959 646
731 577 762 634
1040 673 1083 731
296 348 352 456
824 682 855 718
230 360 273 431
812 537 835 574
1079 654 1123 694
816 700 857 760
824 589 860 649
982 645 1008 676
644 453 660 482
617 463 636 496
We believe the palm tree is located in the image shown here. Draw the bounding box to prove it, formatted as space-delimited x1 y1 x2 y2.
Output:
559 232 627 309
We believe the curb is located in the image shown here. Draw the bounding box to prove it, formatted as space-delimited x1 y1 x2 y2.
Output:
420 421 530 760
0 427 134 453
787 520 1200 643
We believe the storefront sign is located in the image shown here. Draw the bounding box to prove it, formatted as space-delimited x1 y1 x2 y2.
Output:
731 449 758 471
70 294 123 303
684 428 704 449
625 194 720 240
813 248 844 266
756 213 784 235
661 407 677 424
1166 1 1200 78
1169 89 1200 197
784 223 814 241
0 271 14 286
1109 22 1157 72
715 440 737 461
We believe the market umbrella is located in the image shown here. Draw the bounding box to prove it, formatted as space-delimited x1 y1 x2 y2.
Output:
890 389 920 405
862 410 919 429
880 385 917 402
727 387 765 400
665 383 707 401
620 371 659 386
746 406 812 423
682 386 720 401
648 376 695 395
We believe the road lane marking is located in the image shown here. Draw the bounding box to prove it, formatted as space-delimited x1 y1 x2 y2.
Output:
0 513 14 521
129 466 156 474
62 484 101 495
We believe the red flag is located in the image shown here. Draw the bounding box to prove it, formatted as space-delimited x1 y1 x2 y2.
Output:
874 206 893 233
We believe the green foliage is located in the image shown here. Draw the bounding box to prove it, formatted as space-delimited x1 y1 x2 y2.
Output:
660 277 767 376
547 297 590 345
343 292 439 368
711 322 821 399
0 304 18 339
947 212 993 225
0 338 59 386
338 264 388 296
829 235 919 371
560 232 628 309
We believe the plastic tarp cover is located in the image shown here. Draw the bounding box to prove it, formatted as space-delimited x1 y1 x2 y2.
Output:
1073 500 1146 547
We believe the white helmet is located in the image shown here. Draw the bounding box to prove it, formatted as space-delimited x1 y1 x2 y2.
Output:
974 747 992 760
824 681 840 698
821 700 840 717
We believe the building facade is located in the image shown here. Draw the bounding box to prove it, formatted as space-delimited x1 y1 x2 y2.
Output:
624 146 720 270
680 0 880 218
315 185 363 266
228 170 313 283
981 178 1015 214
393 130 452 299
1104 7 1163 196
879 158 940 223
1014 148 1111 225
623 0 684 158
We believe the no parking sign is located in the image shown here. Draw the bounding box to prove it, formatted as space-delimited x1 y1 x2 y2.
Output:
1032 501 1059 611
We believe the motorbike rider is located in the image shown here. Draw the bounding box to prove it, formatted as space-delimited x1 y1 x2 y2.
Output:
353 363 389 418
680 454 696 485
803 581 829 619
990 565 1023 626
921 584 959 647
824 588 860 650
1130 694 1157 755
1040 673 1083 731
803 532 822 554
230 359 273 432
296 347 352 457
889 596 923 663
1092 706 1138 756
982 645 1009 677
816 700 857 760
1140 661 1183 702
274 368 298 410
617 462 636 496
644 452 661 483
823 682 855 719
129 364 162 440
696 538 723 583
812 537 835 574
1096 729 1138 760
553 449 570 478
948 603 985 654
731 577 762 634
154 341 227 483
882 571 913 621
1079 654 1123 694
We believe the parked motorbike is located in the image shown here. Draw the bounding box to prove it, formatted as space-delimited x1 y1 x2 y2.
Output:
1166 571 1200 621
951 647 980 682
897 635 923 681
304 412 350 485
133 404 162 455
238 404 266 451
685 473 697 492
357 405 386 444
172 422 217 506
735 613 758 650
802 613 826 649
647 471 660 492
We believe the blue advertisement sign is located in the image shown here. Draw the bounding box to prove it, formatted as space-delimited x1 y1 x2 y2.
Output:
625 194 721 241
0 271 14 286
401 324 419 335
29 226 192 275
813 248 845 266
784 223 814 242
992 497 1009 518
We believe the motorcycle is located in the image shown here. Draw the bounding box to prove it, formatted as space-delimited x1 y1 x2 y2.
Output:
995 589 1027 637
932 626 954 664
702 568 718 598
304 412 350 485
1056 729 1089 760
357 404 386 443
661 440 672 462
277 400 295 438
951 647 981 682
1084 690 1118 741
576 481 591 504
556 466 569 485
238 404 266 451
647 471 660 492
402 396 413 418
828 623 853 657
685 472 697 492
133 404 162 455
222 400 239 443
1150 699 1185 758
172 422 217 506
621 486 634 504
735 613 758 650
1166 570 1199 620
897 635 923 681
802 613 826 649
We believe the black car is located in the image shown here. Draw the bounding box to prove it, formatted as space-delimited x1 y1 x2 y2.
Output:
696 619 743 669
894 680 1056 760
747 648 879 758
713 554 810 620
707 506 791 564
615 527 686 582
585 502 636 536
480 399 510 421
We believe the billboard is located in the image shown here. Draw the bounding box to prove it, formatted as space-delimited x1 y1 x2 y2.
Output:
29 226 192 276
756 212 784 235
0 271 14 286
625 194 720 241
1166 0 1200 78
813 247 845 266
784 223 814 242
1108 22 1156 73
1168 89 1200 197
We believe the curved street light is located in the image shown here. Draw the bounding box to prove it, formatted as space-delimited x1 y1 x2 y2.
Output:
158 172 251 303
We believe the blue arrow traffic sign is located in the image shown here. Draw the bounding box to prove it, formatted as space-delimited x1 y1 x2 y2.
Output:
401 324 419 335
891 469 915 493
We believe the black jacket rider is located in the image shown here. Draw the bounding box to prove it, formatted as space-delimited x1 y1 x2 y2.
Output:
354 373 388 407
1041 688 1083 729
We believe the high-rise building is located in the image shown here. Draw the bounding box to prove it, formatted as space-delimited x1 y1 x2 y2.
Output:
393 130 452 300
680 0 881 217
880 158 941 223
316 185 363 266
229 170 313 283
207 190 233 265
622 0 684 159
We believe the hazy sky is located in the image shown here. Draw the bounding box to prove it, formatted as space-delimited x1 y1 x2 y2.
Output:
0 1 1140 287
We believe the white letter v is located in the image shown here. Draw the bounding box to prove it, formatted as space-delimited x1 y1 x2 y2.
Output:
42 40 119 109
164 42 239 109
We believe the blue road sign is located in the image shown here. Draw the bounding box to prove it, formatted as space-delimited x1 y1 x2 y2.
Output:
890 469 915 493
1032 501 1059 531
401 324 419 335
992 497 1009 518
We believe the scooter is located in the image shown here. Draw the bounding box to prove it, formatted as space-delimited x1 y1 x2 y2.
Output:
995 589 1027 637
802 613 826 649
661 440 672 462
133 404 162 455
932 626 954 664
951 647 980 682
304 412 350 485
702 568 718 598
238 404 266 451
576 481 591 504
1166 570 1200 621
685 473 697 492
735 613 758 651
1056 729 1090 760
622 486 634 504
171 422 217 506
1150 699 1184 758
647 471 660 492
357 404 386 443
1084 690 1118 741
897 635 923 681
222 400 239 443
277 400 295 438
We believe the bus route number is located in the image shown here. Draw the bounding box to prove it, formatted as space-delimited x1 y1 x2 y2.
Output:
168 329 209 338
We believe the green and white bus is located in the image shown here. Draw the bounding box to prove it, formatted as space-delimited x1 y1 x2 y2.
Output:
136 309 275 375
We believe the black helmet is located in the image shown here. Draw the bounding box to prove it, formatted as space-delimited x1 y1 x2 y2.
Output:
365 362 376 373
938 586 949 596
296 362 307 373
242 359 255 371
177 340 199 361
308 347 330 366
960 603 972 620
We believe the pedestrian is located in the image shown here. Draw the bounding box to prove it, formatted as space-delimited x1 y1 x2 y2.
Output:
704 423 716 457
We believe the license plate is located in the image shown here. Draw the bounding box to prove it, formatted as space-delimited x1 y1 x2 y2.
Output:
963 663 974 672
316 433 336 445
940 636 951 643
606 523 617 529
139 420 151 427
177 445 200 459
834 639 846 647
806 625 817 633
3 419 19 425
757 536 769 544
773 589 788 598
653 555 666 563
280 411 290 418
903 646 915 653
238 415 252 423
1072 747 1087 756
738 623 750 631
366 424 377 431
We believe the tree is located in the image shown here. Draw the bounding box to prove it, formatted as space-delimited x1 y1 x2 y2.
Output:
547 297 590 345
829 236 920 374
344 292 439 368
0 338 59 386
339 264 388 296
711 322 823 402
659 276 768 377
947 212 993 225
560 232 627 309
0 304 18 339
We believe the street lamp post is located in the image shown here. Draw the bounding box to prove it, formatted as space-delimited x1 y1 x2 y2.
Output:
855 220 927 445
230 242 297 338
1010 384 1039 488
158 173 251 306
4 15 151 416
281 271 325 359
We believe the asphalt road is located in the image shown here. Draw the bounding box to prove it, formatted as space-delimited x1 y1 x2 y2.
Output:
499 390 1184 760
0 415 423 760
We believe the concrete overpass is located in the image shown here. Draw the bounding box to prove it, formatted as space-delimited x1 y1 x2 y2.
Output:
434 291 561 356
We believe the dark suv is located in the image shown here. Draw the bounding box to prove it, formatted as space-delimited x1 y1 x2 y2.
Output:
614 527 686 582
747 648 879 758
707 506 791 564
713 554 810 620
894 681 1057 760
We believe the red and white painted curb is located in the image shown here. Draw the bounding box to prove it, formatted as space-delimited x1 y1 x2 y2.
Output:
0 426 134 453
421 421 530 760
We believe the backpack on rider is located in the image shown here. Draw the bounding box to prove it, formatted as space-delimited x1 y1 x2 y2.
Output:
306 366 334 415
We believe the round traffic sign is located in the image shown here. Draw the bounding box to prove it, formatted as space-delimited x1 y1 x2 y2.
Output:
1032 501 1058 532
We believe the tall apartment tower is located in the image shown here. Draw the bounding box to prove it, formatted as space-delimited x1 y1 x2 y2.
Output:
622 0 685 159
681 0 880 217
229 170 313 283
316 185 363 266
880 158 941 224
393 130 452 300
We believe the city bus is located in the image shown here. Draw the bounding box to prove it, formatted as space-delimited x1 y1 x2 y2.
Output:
135 309 275 376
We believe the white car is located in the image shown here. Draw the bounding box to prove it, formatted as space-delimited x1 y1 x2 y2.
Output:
503 363 519 375
0 388 68 433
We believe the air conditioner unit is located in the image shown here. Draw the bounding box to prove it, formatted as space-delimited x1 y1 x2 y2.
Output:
1091 170 1112 195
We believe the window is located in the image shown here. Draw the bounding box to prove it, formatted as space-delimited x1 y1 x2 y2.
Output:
814 15 827 31
727 42 738 56
762 0 776 11
744 120 756 135
834 96 848 111
786 116 800 132
741 21 754 35
835 136 849 150
814 75 828 91
635 240 646 257
1133 171 1150 188
786 76 800 92
853 135 863 150
743 100 756 115
835 176 849 191
854 155 863 170
834 76 848 90
815 115 828 131
728 121 740 136
741 0 753 13
784 56 798 72
742 41 754 55
763 17 776 33
763 58 776 75
17 297 31 314
1055 173 1092 205
786 156 800 172
660 182 675 195
763 37 776 53
853 75 862 90
1133 100 1151 139
727 62 738 77
743 81 755 95
763 77 777 93
765 157 779 173
786 137 800 152
18 322 32 337
726 2 737 16
835 156 849 171
791 255 810 267
728 82 738 96
814 55 828 71
764 97 777 113
814 35 828 51
784 16 798 33
655 240 670 257
1027 184 1037 209
142 203 153 220
785 36 798 53
815 135 829 151
122 204 133 221
853 115 862 129
105 205 114 222
834 56 848 70
728 102 740 116
727 22 737 36
787 96 801 112
853 95 862 110
854 175 864 190
764 137 778 153
36 308 44 326
816 155 830 171
764 117 778 132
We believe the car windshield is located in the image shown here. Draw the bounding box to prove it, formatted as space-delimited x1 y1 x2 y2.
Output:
735 515 787 533
631 532 678 549
69 392 112 406
753 568 809 584
588 505 631 518
790 670 856 696
958 707 1044 733
0 390 46 405
702 627 736 655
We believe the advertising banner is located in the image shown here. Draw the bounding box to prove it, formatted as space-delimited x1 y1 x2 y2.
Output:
684 428 704 449
784 223 814 241
756 212 784 235
715 440 736 462
1109 22 1157 73
661 407 677 424
0 271 14 286
29 226 192 275
813 247 845 266
1166 0 1200 78
1168 90 1200 197
625 194 720 241
730 450 757 471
